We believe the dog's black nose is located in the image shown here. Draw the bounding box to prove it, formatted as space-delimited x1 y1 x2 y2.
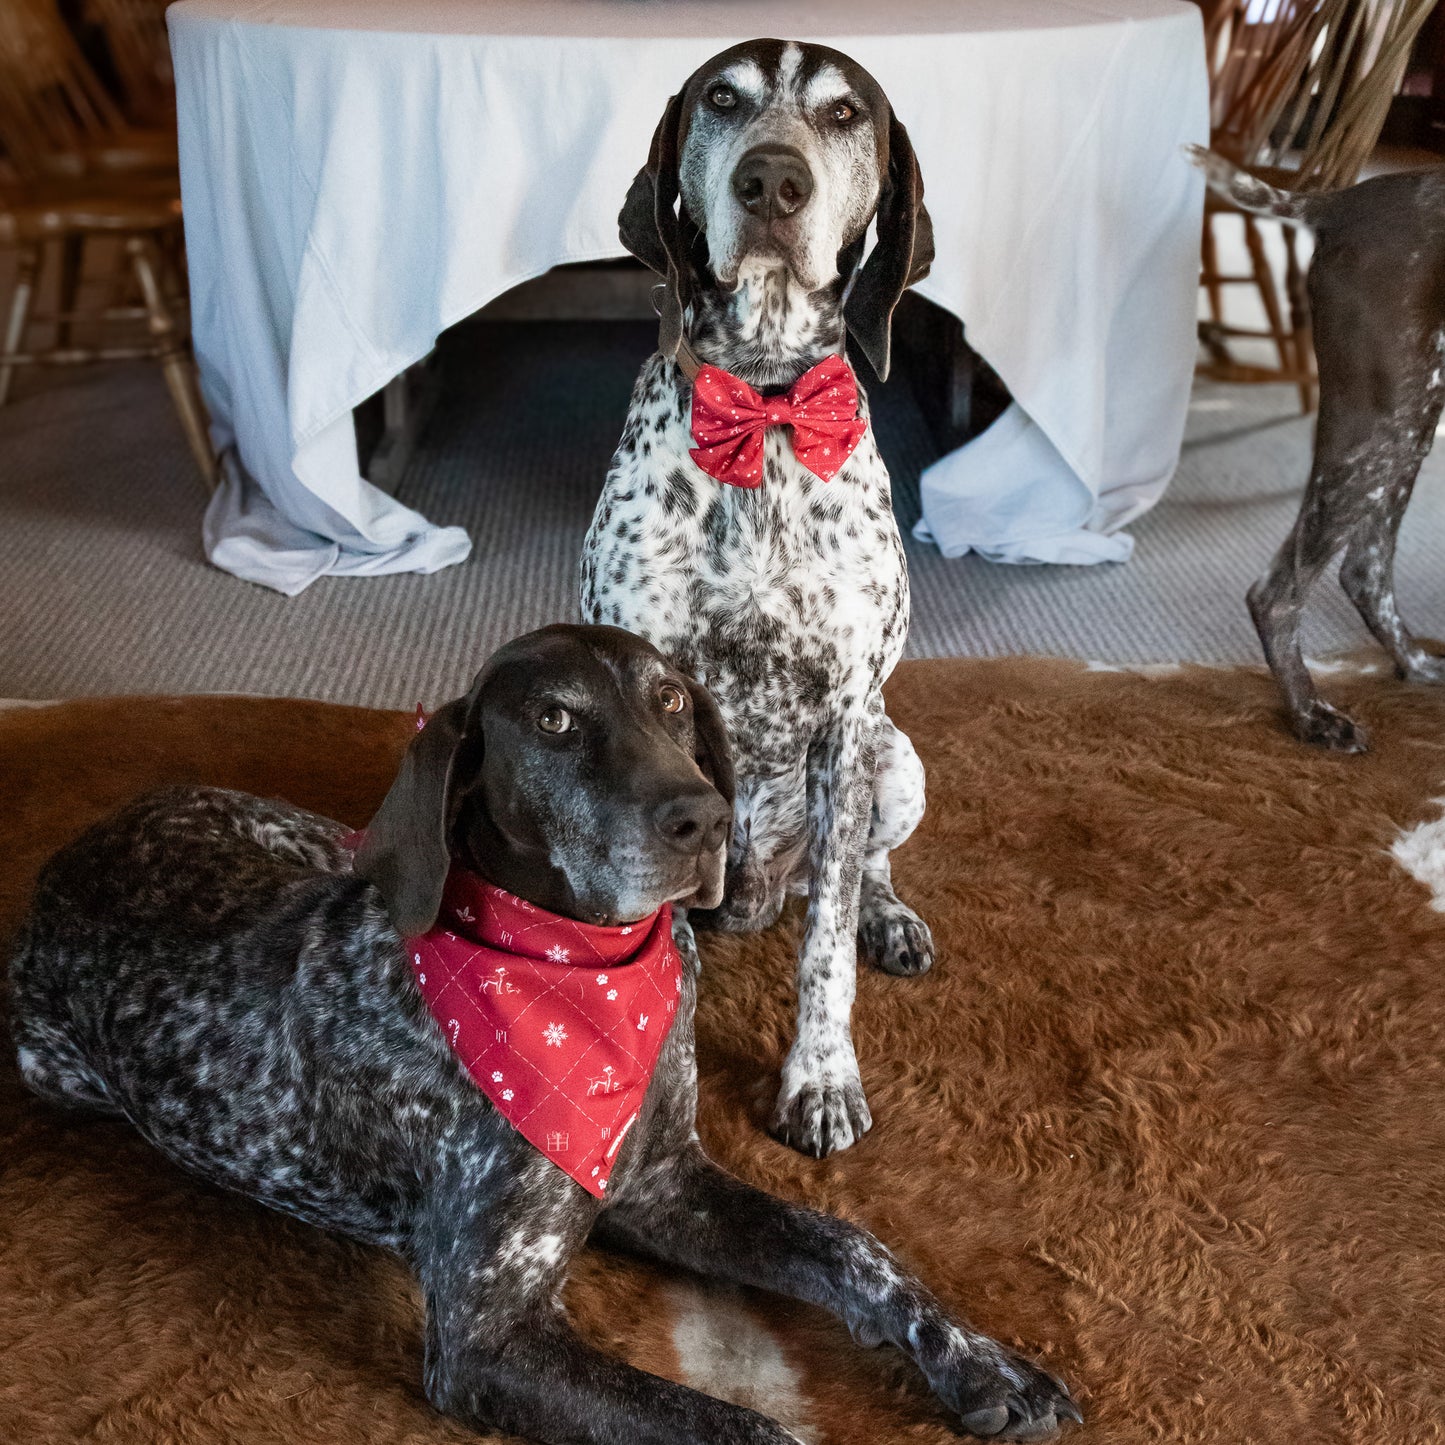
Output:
731 146 814 219
652 791 729 854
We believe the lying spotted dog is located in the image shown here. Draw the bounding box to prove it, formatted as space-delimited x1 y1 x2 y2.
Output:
583 39 935 1158
9 625 1078 1445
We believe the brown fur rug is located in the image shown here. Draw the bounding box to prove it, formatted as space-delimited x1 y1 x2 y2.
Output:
3 658 1445 1445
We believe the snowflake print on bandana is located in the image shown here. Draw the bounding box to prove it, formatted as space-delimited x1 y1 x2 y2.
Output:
406 867 681 1198
688 353 867 488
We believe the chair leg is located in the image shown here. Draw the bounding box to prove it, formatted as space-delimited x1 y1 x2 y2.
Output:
56 234 85 348
0 243 42 407
1200 213 1225 328
127 235 216 491
1242 215 1293 381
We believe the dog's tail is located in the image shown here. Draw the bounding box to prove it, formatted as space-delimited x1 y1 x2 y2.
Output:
1184 145 1319 227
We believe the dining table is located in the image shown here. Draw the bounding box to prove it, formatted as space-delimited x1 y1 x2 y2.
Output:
167 0 1208 594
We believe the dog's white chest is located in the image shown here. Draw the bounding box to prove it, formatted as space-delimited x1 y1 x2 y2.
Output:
581 359 909 722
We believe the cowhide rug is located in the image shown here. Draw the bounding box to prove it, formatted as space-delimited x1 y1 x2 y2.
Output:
2 656 1443 1444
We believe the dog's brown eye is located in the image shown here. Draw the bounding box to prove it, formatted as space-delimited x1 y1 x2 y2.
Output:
832 101 856 124
659 684 687 715
538 706 572 734
710 84 736 110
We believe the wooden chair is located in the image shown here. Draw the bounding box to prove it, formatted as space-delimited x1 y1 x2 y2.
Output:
1196 0 1436 412
0 0 212 486
0 0 176 178
86 0 176 131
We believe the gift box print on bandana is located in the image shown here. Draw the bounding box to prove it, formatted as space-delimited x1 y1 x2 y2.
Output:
407 870 681 1196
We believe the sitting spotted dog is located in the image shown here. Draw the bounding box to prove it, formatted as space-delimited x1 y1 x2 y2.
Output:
9 625 1078 1445
583 40 936 1157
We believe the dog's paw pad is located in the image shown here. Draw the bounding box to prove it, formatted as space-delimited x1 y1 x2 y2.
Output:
1294 701 1369 753
932 1344 1080 1441
859 900 935 977
770 1077 872 1157
961 1406 1012 1436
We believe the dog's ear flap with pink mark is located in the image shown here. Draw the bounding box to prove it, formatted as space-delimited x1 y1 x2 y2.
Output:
619 90 698 362
844 109 934 382
685 674 736 812
354 691 479 938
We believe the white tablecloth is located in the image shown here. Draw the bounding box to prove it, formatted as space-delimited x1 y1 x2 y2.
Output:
168 0 1207 595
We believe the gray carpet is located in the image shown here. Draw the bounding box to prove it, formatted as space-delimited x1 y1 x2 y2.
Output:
2 318 1444 709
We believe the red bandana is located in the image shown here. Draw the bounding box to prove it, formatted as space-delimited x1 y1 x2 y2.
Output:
688 353 867 489
406 870 681 1197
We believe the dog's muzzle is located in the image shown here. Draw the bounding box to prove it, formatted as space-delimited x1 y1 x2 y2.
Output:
651 789 729 909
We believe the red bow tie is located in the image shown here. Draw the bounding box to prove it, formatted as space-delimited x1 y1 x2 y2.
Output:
688 353 867 489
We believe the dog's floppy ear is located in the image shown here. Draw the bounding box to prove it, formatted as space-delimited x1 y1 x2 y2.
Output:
353 694 477 938
686 675 735 811
618 90 695 361
844 109 934 381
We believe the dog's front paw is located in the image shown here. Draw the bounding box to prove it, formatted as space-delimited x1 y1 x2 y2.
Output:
858 894 935 977
926 1335 1081 1442
770 1065 872 1157
1293 700 1369 753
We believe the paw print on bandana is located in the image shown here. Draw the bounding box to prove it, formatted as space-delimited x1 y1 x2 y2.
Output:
491 1071 504 1083
596 974 609 986
502 1088 514 1101
543 1022 568 1047
607 989 618 1001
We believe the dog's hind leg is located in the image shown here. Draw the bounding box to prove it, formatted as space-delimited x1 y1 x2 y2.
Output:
1339 459 1438 683
1254 220 1445 752
1250 259 1445 751
1249 470 1374 751
9 934 122 1115
1337 347 1445 687
857 719 934 978
11 1013 120 1115
771 708 877 1157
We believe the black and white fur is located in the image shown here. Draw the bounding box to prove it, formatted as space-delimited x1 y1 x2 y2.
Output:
582 40 936 1158
1190 146 1445 751
9 625 1078 1444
